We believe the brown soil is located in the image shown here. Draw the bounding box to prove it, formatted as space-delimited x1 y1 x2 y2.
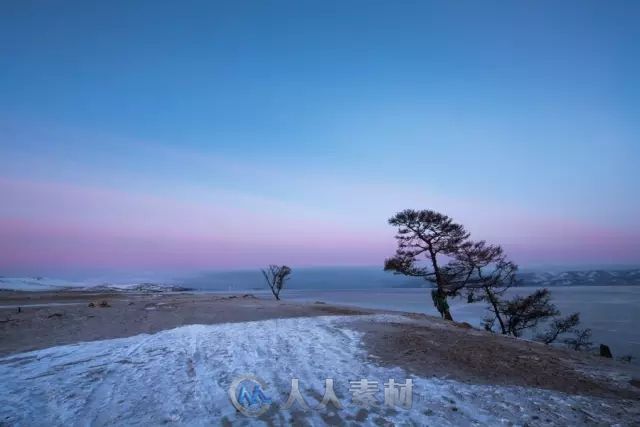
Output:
350 314 640 400
0 291 372 356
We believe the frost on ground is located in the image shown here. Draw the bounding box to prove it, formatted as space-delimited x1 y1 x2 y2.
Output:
0 315 638 426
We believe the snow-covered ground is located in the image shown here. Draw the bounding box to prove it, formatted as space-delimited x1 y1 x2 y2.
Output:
0 315 637 426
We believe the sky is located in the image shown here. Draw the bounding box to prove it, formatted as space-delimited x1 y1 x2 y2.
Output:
0 1 639 277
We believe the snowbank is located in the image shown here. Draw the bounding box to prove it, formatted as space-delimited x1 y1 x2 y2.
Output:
0 315 637 426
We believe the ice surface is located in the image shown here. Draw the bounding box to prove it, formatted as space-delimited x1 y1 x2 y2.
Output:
0 315 637 426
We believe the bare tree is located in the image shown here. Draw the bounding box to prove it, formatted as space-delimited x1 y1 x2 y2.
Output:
449 241 517 334
453 245 582 342
384 209 587 340
262 265 291 300
563 328 593 351
472 279 586 347
536 312 581 344
384 209 470 320
500 288 559 337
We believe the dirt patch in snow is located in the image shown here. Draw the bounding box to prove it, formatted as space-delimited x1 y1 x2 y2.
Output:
0 291 375 356
351 315 640 400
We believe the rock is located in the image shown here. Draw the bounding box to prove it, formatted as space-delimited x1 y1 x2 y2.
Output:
89 300 113 308
48 313 63 318
599 344 613 358
630 378 640 388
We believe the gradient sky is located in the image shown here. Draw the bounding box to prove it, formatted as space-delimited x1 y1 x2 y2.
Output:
1 1 639 276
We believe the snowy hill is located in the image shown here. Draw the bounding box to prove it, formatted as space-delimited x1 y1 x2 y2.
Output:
518 269 640 287
0 277 84 291
0 277 191 292
81 283 192 292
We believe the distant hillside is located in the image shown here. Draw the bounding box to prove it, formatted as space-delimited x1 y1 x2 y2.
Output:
386 268 640 288
3 268 639 292
0 277 191 292
517 269 640 287
179 267 640 290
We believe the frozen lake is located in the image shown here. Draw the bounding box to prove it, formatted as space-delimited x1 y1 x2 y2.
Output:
283 286 640 362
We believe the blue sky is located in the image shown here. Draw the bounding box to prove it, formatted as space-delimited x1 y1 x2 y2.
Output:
0 1 638 274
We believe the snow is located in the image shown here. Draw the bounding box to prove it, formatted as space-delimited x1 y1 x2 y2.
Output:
0 277 190 293
0 315 638 426
0 277 84 291
92 283 191 292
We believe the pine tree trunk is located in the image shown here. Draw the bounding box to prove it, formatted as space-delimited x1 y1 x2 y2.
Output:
485 286 506 334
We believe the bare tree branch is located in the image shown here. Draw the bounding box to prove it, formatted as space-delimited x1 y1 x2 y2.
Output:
261 265 291 301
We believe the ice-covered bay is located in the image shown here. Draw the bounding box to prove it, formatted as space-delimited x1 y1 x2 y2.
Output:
0 315 637 426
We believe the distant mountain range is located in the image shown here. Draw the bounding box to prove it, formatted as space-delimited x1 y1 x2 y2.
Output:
517 269 640 287
386 268 640 288
0 277 191 292
78 283 193 292
2 267 639 292
180 267 640 289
